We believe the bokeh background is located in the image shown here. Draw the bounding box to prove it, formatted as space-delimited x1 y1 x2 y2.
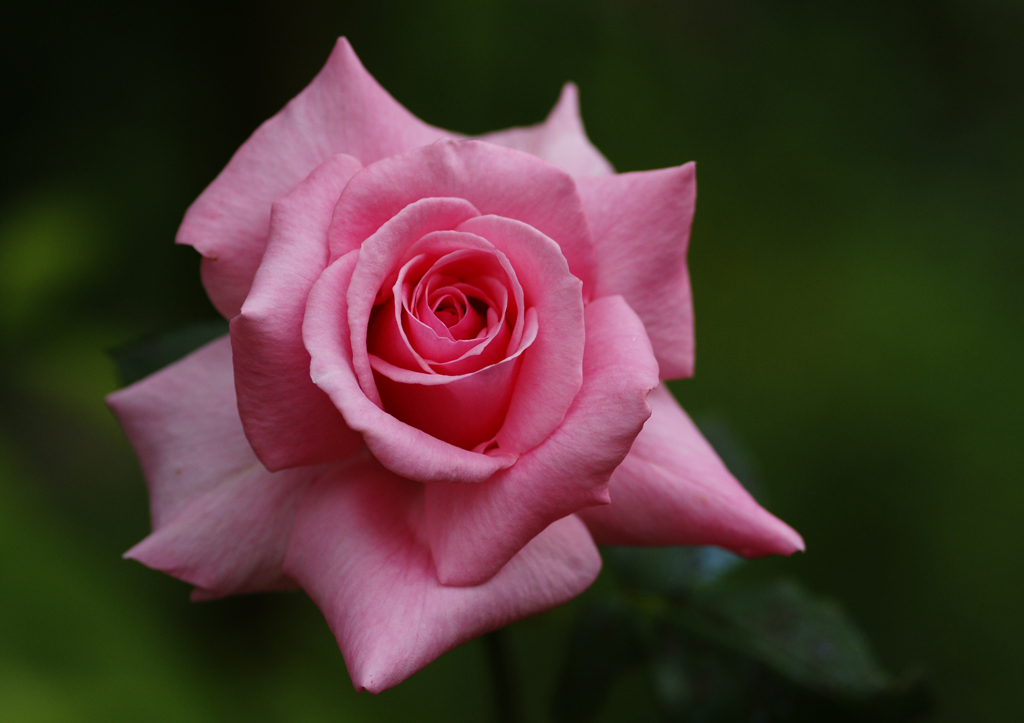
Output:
2 0 1022 720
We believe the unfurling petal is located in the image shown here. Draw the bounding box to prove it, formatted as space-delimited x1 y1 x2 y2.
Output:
328 139 597 295
577 385 805 557
178 37 450 318
231 153 365 471
425 295 659 586
480 83 614 178
109 336 320 596
577 164 696 379
456 215 585 456
283 453 602 693
305 250 516 483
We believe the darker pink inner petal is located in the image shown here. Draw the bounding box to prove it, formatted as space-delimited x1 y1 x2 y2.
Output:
364 234 533 450
368 246 520 377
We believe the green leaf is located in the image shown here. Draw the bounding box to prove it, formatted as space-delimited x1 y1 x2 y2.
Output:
689 579 890 696
553 578 933 723
109 319 228 387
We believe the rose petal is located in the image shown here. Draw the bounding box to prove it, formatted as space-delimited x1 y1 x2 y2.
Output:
480 83 614 178
282 453 602 693
576 385 805 557
366 238 525 380
108 336 318 596
231 152 365 471
346 199 483 406
425 295 659 586
177 38 450 318
328 139 597 296
397 230 527 372
370 331 524 450
107 336 252 529
456 215 585 455
397 249 511 370
305 250 516 483
577 164 697 379
125 463 318 599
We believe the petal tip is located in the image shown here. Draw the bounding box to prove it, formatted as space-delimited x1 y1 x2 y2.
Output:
786 527 807 555
741 515 805 558
331 36 359 67
122 537 159 566
553 82 581 118
348 660 398 695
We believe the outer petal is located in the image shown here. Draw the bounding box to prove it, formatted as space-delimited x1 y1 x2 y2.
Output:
108 336 250 530
124 463 318 599
328 139 597 296
178 37 450 318
577 164 697 379
425 295 659 586
479 83 614 178
305 250 516 484
108 336 318 596
282 453 602 693
231 153 365 471
576 385 805 557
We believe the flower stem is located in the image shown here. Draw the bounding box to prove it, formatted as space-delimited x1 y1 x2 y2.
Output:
483 628 523 723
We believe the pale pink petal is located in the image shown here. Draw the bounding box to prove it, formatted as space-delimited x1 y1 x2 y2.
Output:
178 38 451 318
480 83 614 178
107 336 251 529
231 153 365 471
108 336 319 596
304 251 516 483
577 164 697 379
328 139 597 295
457 215 585 455
577 385 805 557
282 453 602 693
125 463 319 599
425 295 659 586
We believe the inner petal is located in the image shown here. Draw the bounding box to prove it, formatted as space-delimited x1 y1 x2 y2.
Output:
425 285 489 340
401 250 514 369
433 295 463 327
366 230 531 381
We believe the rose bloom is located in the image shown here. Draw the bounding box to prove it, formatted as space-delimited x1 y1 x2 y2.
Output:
109 38 803 692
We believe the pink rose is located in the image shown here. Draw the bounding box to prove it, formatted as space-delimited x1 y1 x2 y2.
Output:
109 38 803 692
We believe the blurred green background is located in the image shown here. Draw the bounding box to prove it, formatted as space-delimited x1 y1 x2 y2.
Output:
1 0 1022 720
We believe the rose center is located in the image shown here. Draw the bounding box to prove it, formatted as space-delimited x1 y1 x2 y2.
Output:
432 294 464 327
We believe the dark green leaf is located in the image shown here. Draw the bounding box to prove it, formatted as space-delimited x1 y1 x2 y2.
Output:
554 578 933 723
687 579 888 697
646 631 932 723
109 319 228 386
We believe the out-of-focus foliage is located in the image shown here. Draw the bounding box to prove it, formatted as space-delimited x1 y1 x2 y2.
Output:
555 548 932 723
111 320 228 386
1 0 1022 721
